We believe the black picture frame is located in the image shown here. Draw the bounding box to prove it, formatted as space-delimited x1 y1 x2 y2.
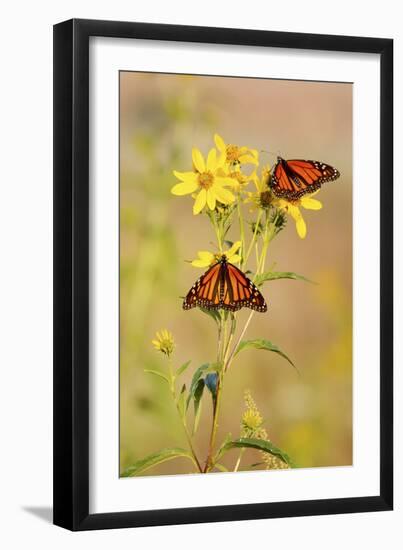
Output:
53 18 393 531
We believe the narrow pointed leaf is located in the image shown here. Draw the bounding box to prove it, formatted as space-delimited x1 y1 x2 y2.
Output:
121 447 195 477
144 369 170 383
254 271 315 287
205 372 218 401
177 383 187 420
186 363 210 410
176 360 191 377
214 463 229 472
213 433 233 463
192 379 205 434
235 338 297 372
220 437 294 467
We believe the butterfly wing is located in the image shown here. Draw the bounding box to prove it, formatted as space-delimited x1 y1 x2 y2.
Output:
223 263 267 312
183 261 267 313
183 262 222 310
271 158 340 200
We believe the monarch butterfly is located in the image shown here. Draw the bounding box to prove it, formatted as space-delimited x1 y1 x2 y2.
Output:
183 255 267 313
270 157 340 200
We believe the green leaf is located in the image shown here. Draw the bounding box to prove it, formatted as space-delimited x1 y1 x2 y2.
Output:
186 363 210 410
213 433 233 463
144 369 170 384
235 339 297 372
177 383 187 420
249 462 266 468
205 372 218 401
121 447 195 477
192 379 205 434
220 437 294 467
254 271 315 287
176 360 191 377
214 463 229 472
199 307 221 324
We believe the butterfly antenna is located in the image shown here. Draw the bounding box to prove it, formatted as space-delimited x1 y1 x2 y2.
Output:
260 149 277 160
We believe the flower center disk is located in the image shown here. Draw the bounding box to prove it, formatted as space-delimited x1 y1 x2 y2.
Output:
226 144 240 163
259 190 272 208
198 171 214 189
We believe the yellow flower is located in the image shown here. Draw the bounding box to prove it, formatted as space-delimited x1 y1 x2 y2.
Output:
191 241 242 268
275 191 322 239
242 390 264 435
241 390 289 470
242 409 263 431
244 164 273 211
151 329 175 357
171 148 235 215
225 165 256 192
214 133 259 167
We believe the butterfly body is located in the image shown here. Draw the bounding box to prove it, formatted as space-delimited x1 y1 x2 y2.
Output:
271 157 340 200
183 256 267 313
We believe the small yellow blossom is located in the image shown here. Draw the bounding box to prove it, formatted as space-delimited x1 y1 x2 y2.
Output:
225 165 256 192
275 191 322 239
242 390 265 436
214 133 259 167
241 390 289 470
244 164 273 211
151 329 175 357
171 148 235 215
242 409 263 432
191 241 242 268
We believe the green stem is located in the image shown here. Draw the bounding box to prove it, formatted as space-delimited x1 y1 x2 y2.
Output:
168 361 203 473
233 448 245 472
205 310 228 473
223 313 237 365
204 372 223 472
237 201 246 267
212 212 223 254
244 209 263 267
224 215 276 373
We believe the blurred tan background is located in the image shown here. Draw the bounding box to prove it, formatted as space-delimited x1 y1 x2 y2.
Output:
120 71 352 475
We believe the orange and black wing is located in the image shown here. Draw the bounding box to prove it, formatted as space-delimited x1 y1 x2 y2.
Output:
183 261 267 312
222 263 267 312
183 262 222 310
271 158 340 200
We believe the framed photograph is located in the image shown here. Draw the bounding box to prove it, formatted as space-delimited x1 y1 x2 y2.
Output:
53 19 393 530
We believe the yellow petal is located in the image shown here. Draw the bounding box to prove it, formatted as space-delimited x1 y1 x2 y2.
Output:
192 258 212 268
217 150 227 169
198 250 215 261
192 250 214 267
252 173 261 192
286 203 301 222
206 188 216 210
173 170 198 183
238 154 259 165
213 185 235 205
214 133 226 153
301 197 323 210
171 180 198 196
227 240 242 257
296 215 307 239
229 254 241 264
193 189 207 214
215 176 237 187
250 149 259 161
192 148 205 173
206 148 217 171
